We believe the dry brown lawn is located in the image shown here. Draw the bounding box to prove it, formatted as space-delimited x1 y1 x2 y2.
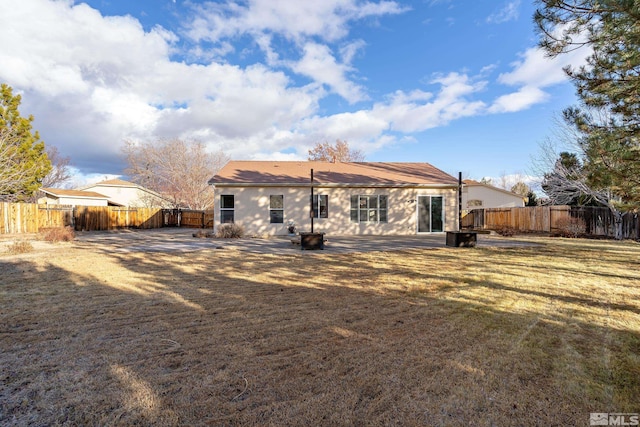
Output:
1 236 639 426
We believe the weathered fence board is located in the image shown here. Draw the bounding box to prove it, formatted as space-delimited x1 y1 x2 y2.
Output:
38 205 74 229
570 207 640 239
74 206 163 231
1 203 199 234
178 210 215 228
0 202 39 234
464 205 639 239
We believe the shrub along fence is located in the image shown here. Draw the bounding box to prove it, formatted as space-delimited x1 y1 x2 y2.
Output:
463 205 640 240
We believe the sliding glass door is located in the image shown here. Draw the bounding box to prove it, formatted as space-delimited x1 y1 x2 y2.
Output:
417 196 444 233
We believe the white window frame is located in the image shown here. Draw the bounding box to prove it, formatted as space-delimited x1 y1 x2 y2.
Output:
220 194 235 223
269 195 284 224
312 194 328 219
350 195 388 223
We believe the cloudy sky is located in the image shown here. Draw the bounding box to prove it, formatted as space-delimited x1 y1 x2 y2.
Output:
0 0 588 185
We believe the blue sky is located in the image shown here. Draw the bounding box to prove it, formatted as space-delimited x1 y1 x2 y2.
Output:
0 0 589 187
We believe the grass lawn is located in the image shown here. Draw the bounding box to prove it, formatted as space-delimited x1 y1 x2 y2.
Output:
1 236 639 425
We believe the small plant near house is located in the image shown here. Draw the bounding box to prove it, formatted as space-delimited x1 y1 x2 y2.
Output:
555 217 586 238
192 230 215 238
216 223 245 238
6 240 34 255
496 227 516 237
40 227 75 243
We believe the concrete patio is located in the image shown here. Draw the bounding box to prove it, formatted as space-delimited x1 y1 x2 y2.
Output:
74 228 540 254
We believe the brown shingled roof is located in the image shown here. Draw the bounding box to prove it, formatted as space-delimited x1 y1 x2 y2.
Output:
463 179 482 185
210 161 458 186
40 188 109 199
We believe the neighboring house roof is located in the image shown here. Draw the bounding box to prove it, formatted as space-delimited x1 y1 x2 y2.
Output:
210 161 458 187
40 188 110 200
79 179 172 202
463 179 526 200
78 179 144 190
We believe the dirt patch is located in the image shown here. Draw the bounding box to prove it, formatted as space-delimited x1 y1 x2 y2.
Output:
1 237 639 425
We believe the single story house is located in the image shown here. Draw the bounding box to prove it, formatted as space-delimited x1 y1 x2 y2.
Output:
38 188 113 206
462 179 526 210
78 179 173 208
208 161 460 236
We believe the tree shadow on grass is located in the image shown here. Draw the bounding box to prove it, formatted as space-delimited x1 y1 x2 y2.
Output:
1 241 639 426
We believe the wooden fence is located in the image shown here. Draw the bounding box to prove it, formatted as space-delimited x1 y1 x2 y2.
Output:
1 203 165 233
38 205 74 229
1 202 40 234
570 206 640 240
462 206 571 233
74 206 164 231
163 209 214 228
463 205 640 239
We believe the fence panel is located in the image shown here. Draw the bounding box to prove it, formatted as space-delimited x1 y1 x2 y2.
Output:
0 202 39 234
569 207 639 239
466 205 637 239
1 203 166 233
622 212 640 240
38 205 74 229
549 206 571 233
484 208 512 231
137 208 163 229
180 210 205 228
73 206 163 231
461 211 475 228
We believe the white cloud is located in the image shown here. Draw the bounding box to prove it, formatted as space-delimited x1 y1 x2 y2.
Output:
486 1 520 24
0 0 587 180
0 0 325 173
373 73 487 132
489 86 549 113
499 47 573 88
287 42 367 103
299 110 390 143
184 0 408 44
491 32 591 113
340 40 367 65
182 1 404 104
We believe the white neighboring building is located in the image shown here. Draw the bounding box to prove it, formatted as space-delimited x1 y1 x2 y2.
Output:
462 179 526 210
38 188 112 206
79 179 173 208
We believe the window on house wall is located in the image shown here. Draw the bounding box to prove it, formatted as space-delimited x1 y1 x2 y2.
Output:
220 195 234 223
311 194 328 218
269 195 284 223
350 195 388 223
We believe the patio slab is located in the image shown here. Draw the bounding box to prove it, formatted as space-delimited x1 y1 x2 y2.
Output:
74 228 540 254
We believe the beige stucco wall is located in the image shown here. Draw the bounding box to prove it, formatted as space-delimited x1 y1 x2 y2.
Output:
462 185 524 209
82 185 170 207
214 186 458 236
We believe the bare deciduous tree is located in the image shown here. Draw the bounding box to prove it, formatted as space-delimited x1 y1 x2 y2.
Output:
41 146 72 188
122 139 229 210
308 139 365 162
534 124 625 239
